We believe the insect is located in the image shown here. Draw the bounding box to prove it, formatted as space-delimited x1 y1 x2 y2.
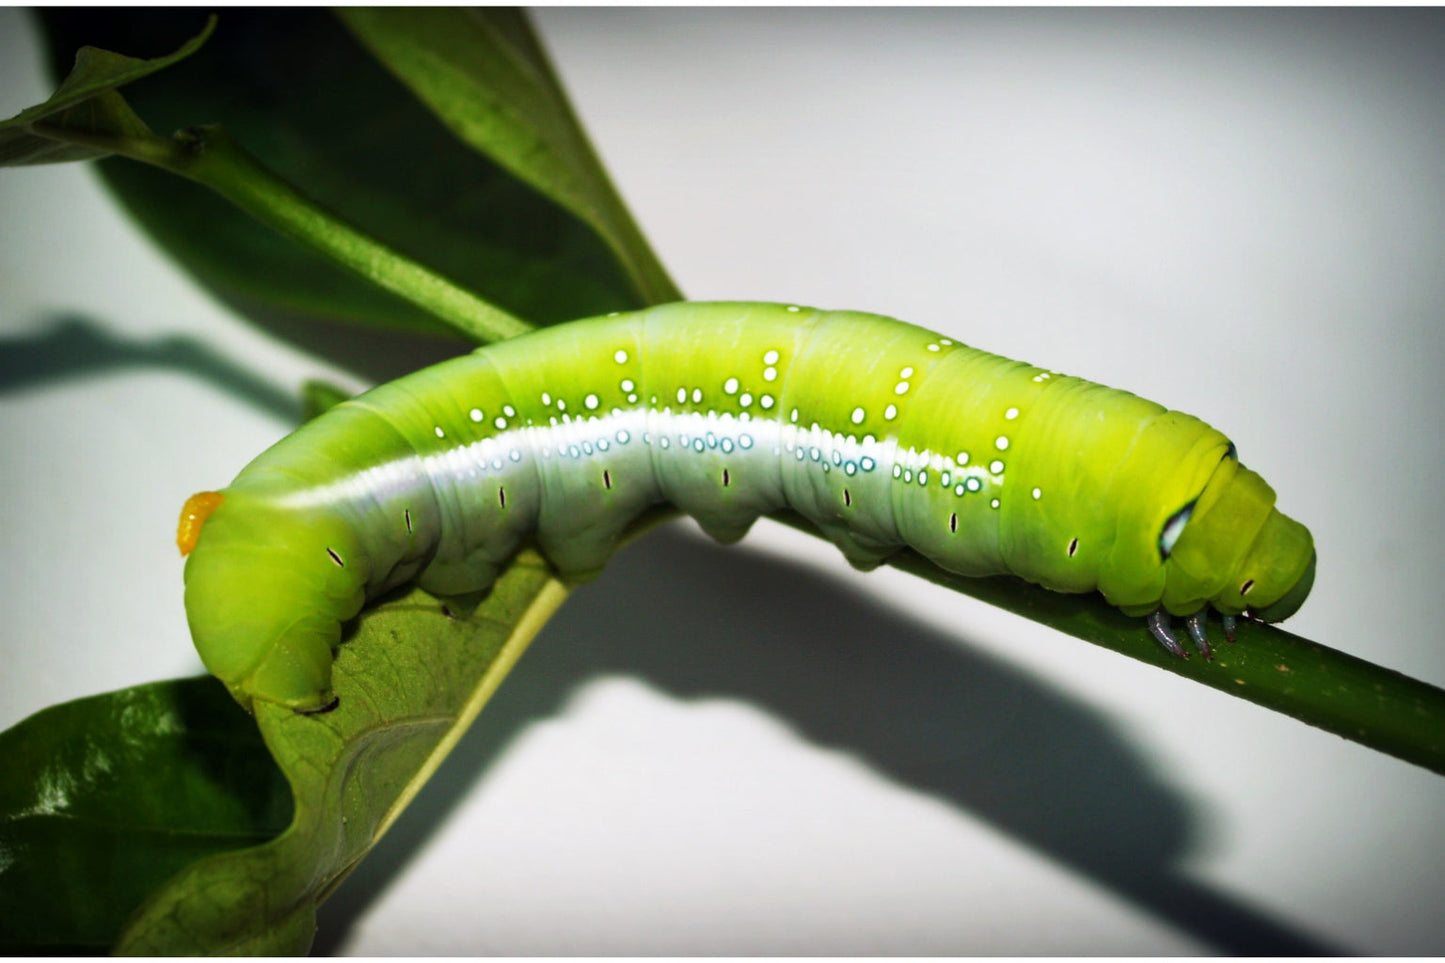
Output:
177 302 1315 714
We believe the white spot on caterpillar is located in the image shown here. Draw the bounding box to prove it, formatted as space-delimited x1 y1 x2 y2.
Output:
894 381 909 395
790 408 799 423
991 498 1000 509
585 393 600 410
676 387 687 404
557 399 566 410
965 477 982 492
740 392 753 407
763 367 778 382
761 395 775 409
957 451 969 465
494 417 507 429
621 378 635 392
955 483 966 495
1032 487 1042 499
860 456 876 472
660 436 670 449
884 404 898 420
927 343 940 352
724 377 739 395
692 388 703 403
541 392 551 405
893 465 903 478
851 407 865 424
1006 407 1019 420
918 471 928 485
990 459 1005 474
811 447 822 461
904 469 914 482
786 305 800 313
627 394 638 403
845 462 857 476
900 366 914 378
614 349 628 364
996 436 1009 450
739 434 754 449
721 438 734 453
764 349 780 365
503 405 516 417
939 338 953 345
469 408 483 422
435 426 445 438
941 472 951 486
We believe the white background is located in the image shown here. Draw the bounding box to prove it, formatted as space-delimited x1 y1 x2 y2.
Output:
2 7 1444 954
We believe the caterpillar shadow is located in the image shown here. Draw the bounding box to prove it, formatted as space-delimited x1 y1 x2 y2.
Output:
314 524 1342 955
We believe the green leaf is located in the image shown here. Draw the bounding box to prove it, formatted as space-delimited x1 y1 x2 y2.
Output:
338 8 681 308
0 15 213 166
34 9 652 337
0 677 291 953
114 556 569 954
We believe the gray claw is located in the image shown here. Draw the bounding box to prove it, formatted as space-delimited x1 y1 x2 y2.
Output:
1222 614 1237 643
1147 610 1187 658
1185 611 1214 660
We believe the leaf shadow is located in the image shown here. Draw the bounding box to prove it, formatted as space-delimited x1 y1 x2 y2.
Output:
315 524 1345 955
0 314 465 410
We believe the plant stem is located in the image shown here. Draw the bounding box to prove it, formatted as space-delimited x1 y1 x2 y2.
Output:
34 122 532 344
769 511 1445 776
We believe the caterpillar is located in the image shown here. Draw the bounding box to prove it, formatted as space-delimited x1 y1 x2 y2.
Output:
178 302 1315 713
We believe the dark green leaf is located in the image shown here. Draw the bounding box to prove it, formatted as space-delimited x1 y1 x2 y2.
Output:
115 556 569 954
0 16 213 166
35 10 647 338
338 8 680 307
0 677 290 954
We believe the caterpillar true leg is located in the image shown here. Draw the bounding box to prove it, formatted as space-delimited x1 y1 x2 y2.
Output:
1185 611 1214 660
1147 610 1187 658
1222 614 1238 642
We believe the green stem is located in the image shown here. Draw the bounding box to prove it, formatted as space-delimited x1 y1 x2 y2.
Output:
34 122 532 344
769 511 1445 776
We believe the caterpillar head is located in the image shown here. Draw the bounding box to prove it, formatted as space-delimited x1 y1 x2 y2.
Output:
1162 457 1315 622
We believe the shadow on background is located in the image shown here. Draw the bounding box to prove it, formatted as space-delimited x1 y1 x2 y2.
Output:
315 526 1342 955
0 314 468 412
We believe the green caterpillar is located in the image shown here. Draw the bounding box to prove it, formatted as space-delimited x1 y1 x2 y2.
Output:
178 302 1315 713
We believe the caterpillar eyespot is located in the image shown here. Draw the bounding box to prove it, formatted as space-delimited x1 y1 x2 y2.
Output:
178 302 1315 713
